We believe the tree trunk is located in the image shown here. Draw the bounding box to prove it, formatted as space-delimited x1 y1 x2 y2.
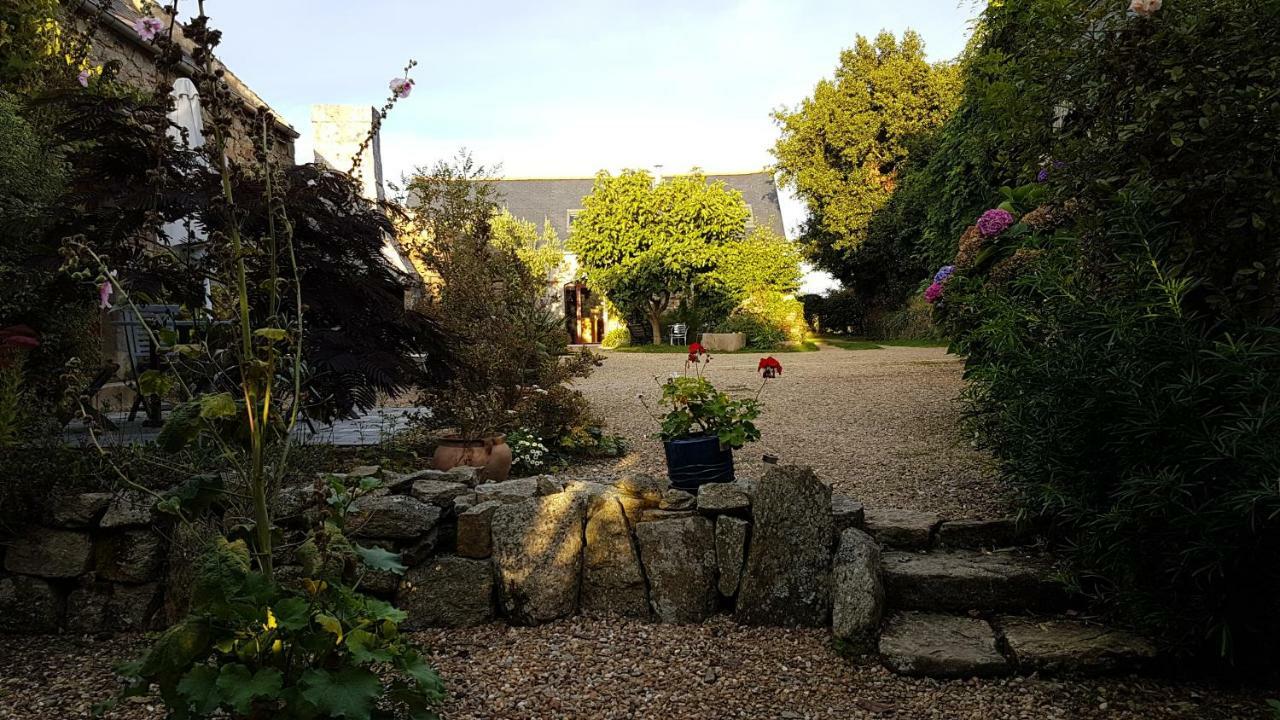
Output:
649 310 663 346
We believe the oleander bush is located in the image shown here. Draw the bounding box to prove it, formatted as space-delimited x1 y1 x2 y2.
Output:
925 0 1280 669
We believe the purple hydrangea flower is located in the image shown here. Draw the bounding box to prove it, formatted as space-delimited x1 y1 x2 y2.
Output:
977 208 1015 238
1036 168 1050 183
924 282 944 304
933 265 956 284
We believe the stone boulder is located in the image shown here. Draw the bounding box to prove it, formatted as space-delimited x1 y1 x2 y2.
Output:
659 488 695 511
831 528 883 653
491 493 586 625
635 514 717 624
99 491 154 529
831 494 865 538
610 473 668 507
67 582 160 632
398 555 494 628
715 516 749 597
275 482 321 526
351 495 440 539
475 477 541 504
735 466 833 627
409 478 471 508
581 494 648 618
698 481 751 515
0 576 61 633
863 508 941 550
879 612 1010 678
4 528 92 578
456 500 502 559
50 492 112 528
999 617 1157 674
96 530 164 583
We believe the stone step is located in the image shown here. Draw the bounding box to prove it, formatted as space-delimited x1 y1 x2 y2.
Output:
878 611 1011 678
996 616 1158 675
878 612 1157 679
881 549 1063 613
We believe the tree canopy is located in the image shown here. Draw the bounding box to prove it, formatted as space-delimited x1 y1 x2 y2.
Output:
567 170 751 341
490 208 564 283
772 30 960 287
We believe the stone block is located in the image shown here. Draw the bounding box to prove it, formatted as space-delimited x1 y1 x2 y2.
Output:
491 493 586 625
636 514 717 624
456 500 501 559
398 555 494 628
4 528 92 578
831 528 883 653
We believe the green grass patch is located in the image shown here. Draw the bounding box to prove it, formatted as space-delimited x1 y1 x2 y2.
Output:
611 341 819 354
818 336 951 350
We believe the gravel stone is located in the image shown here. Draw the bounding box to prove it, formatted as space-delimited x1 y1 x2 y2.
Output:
573 347 1011 517
0 622 1269 719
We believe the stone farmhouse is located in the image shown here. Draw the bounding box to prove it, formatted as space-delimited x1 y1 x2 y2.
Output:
493 171 787 344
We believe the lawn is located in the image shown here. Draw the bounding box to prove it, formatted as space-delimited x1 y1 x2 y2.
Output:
611 341 819 353
819 336 950 350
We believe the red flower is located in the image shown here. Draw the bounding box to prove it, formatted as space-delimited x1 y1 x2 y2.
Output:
0 325 39 350
757 356 782 379
687 342 707 364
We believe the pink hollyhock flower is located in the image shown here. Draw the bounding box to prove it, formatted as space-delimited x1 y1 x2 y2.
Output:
389 77 415 99
976 208 1015 238
135 17 164 42
924 282 944 304
98 280 113 309
1129 0 1161 17
77 68 91 87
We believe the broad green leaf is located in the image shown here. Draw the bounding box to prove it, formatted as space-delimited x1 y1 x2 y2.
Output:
157 329 179 347
274 597 312 631
345 629 393 665
198 392 237 419
176 665 221 715
300 667 383 719
138 369 175 397
215 664 283 715
254 327 289 342
354 544 407 575
395 652 445 698
139 620 213 678
156 401 203 452
315 612 344 640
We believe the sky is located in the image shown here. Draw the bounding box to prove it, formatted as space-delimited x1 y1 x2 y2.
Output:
197 0 978 293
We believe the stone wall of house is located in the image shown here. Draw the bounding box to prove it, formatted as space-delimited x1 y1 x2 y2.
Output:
84 18 296 169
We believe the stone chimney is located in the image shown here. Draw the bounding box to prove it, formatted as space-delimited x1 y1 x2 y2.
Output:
310 104 385 201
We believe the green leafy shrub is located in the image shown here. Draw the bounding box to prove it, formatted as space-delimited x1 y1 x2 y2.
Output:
716 291 809 350
926 0 1280 670
108 475 443 719
600 326 631 349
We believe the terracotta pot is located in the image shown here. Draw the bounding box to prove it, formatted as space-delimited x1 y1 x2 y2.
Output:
431 433 512 482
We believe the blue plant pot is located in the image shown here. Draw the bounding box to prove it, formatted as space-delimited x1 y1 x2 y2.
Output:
664 434 735 492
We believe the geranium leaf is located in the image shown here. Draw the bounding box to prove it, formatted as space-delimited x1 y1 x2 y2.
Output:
215 664 283 715
198 392 237 419
300 667 382 719
176 665 221 715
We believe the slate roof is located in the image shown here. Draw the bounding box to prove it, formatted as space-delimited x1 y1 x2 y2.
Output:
492 171 787 241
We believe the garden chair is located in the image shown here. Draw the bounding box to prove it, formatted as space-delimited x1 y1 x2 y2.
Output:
669 323 687 345
114 305 180 425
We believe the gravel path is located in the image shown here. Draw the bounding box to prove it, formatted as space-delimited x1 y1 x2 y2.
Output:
1 621 1269 719
573 345 1011 518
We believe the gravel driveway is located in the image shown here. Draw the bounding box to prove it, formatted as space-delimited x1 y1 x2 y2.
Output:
2 622 1269 720
573 345 1011 518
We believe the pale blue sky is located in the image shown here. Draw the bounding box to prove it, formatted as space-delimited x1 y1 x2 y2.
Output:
200 0 978 290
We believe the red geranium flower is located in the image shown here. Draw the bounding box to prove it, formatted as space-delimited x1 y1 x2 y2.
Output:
687 342 707 364
757 356 782 379
0 325 39 349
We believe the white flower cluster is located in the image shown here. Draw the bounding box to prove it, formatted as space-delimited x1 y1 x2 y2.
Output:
509 429 549 473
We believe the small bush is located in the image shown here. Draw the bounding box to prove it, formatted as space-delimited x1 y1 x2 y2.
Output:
600 326 631 349
717 291 809 350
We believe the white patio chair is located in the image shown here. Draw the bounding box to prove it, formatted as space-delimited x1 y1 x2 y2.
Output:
669 323 687 345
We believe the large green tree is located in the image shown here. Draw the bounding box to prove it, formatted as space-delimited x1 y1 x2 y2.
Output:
567 170 751 342
772 30 960 286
